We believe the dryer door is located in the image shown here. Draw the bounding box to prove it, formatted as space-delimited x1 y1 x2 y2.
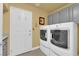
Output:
50 30 68 49
40 30 47 41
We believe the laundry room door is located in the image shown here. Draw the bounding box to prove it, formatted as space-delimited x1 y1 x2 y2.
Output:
10 7 32 56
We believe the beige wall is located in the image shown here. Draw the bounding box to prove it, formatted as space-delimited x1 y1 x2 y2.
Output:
3 3 48 55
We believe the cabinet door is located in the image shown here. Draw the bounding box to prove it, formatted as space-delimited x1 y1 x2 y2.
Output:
68 6 73 21
59 8 69 23
52 13 59 24
0 42 2 56
48 15 53 25
72 4 79 23
0 4 3 56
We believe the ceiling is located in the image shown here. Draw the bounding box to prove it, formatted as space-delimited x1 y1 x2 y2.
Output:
30 3 68 13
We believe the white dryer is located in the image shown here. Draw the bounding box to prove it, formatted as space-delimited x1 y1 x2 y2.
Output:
49 22 77 56
40 25 50 55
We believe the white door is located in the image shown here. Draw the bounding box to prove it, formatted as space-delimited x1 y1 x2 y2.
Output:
23 11 32 52
10 7 32 56
0 3 3 56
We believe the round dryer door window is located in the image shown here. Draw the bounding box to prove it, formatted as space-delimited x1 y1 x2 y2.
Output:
40 30 47 41
50 30 68 49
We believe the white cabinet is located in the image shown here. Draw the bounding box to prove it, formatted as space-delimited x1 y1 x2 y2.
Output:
48 15 53 25
48 13 59 25
10 7 32 56
0 42 2 56
48 4 79 24
48 8 71 24
68 6 73 20
72 4 79 23
59 8 70 23
68 4 79 23
0 4 3 56
52 13 59 24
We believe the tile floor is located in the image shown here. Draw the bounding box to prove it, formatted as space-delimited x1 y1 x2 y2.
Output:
16 48 79 56
17 48 46 56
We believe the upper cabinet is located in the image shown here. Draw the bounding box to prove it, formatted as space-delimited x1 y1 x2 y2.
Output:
48 4 79 25
72 4 79 22
48 15 53 25
52 13 59 24
48 12 59 25
68 6 73 20
59 8 69 23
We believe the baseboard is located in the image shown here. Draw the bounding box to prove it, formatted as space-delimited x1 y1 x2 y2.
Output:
28 46 40 52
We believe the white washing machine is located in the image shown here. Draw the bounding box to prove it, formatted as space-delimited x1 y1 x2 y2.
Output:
40 25 50 56
40 22 77 56
49 22 77 56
